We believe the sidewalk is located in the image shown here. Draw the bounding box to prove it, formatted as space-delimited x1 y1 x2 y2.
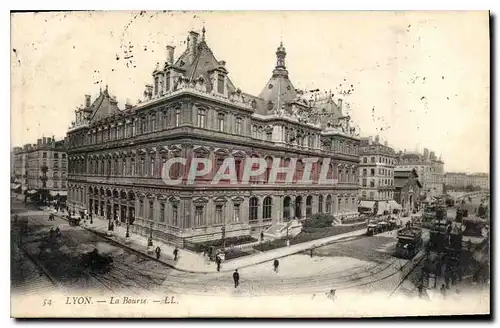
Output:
43 207 367 273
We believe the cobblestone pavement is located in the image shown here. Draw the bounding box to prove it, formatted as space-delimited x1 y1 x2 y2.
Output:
11 199 423 298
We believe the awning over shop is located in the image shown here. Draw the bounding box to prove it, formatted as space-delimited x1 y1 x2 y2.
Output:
22 186 28 191
388 200 402 210
27 189 38 195
49 190 68 197
358 201 375 211
376 201 388 215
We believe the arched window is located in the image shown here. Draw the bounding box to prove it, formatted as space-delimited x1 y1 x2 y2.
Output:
283 196 291 221
318 195 324 213
326 195 332 213
265 156 273 183
263 196 272 220
306 195 313 217
294 160 304 182
249 197 259 222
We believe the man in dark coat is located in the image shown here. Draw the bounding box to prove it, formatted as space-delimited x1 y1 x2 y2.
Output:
273 259 279 273
155 246 161 260
173 247 179 261
216 255 221 272
233 269 240 288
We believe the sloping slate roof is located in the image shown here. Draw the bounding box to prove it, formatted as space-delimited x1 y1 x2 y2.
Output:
88 89 121 123
257 72 297 115
173 41 236 95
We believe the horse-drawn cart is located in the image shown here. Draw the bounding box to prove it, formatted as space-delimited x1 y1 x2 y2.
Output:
68 215 81 226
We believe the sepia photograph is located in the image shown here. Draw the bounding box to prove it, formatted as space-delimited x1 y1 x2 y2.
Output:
9 10 490 318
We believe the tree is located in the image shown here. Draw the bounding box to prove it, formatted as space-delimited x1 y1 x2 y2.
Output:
465 184 475 192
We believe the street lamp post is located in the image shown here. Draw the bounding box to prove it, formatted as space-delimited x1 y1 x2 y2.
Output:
147 222 154 254
125 212 131 244
221 226 226 249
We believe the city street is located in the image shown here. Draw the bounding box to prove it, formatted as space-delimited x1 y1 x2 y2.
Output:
11 198 423 299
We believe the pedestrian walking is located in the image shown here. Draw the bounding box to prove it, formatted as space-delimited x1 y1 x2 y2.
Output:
233 269 240 288
55 227 61 237
273 259 279 273
260 231 264 242
327 289 336 301
310 248 314 258
155 246 161 260
216 255 221 272
173 247 179 261
440 284 447 299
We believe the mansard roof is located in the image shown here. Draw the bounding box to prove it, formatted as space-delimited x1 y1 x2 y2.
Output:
88 86 121 123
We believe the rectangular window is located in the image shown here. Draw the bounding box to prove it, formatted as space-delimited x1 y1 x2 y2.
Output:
43 152 47 158
217 74 224 94
235 117 242 134
370 157 375 163
195 206 204 226
165 72 170 91
363 169 367 176
160 203 165 222
175 108 181 127
363 157 367 163
370 180 375 187
266 131 272 141
151 115 156 131
362 178 367 187
149 201 154 220
370 169 375 176
139 200 144 217
54 153 59 159
369 191 374 200
154 76 159 95
172 204 178 226
215 204 223 224
233 204 240 223
197 109 206 128
217 113 225 132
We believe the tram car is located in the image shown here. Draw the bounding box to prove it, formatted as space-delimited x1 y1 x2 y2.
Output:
394 226 423 259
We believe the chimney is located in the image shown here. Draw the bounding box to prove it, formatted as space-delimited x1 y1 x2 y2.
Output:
384 141 388 146
189 31 199 56
166 45 175 65
375 135 380 144
423 148 429 159
338 98 343 110
85 95 91 108
368 136 373 145
219 60 226 67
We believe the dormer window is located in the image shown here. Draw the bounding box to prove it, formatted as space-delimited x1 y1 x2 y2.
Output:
165 72 171 91
217 74 224 94
154 76 159 95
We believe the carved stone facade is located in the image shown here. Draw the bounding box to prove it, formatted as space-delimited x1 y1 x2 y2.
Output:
67 29 360 246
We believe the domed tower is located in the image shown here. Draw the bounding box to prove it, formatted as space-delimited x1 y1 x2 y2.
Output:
257 42 297 115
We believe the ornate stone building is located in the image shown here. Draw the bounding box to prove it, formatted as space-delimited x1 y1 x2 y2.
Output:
357 135 399 215
13 137 68 197
66 29 360 246
396 148 445 198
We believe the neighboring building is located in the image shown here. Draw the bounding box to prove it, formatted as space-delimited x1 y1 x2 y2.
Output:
12 137 68 197
357 135 400 215
358 135 396 201
444 172 490 190
66 29 361 246
394 168 422 214
395 148 444 198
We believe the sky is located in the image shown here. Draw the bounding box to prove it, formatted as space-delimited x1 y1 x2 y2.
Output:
10 11 489 173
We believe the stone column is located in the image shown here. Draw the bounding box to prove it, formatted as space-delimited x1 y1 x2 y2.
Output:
272 195 282 224
312 195 319 216
257 196 263 224
241 197 249 224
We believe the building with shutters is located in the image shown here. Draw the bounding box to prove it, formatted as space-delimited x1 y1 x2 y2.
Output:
12 137 68 198
66 28 360 245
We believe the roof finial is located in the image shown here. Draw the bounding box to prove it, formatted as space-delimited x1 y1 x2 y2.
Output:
99 86 102 94
202 24 206 42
